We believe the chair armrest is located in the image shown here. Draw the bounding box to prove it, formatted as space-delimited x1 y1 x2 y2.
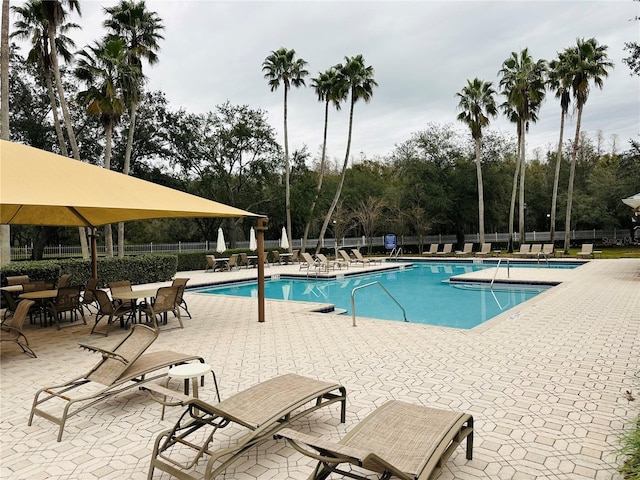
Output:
78 343 129 364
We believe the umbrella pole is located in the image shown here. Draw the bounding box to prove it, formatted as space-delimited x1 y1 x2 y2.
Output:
256 217 268 323
90 228 98 279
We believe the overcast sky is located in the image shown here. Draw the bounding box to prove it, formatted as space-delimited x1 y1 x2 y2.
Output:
13 0 640 162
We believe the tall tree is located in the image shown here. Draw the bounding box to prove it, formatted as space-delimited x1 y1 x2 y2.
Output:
498 48 546 248
103 0 164 256
456 78 497 245
547 51 572 242
316 54 377 254
0 0 10 265
11 0 79 156
75 38 140 256
301 67 345 251
563 38 613 253
262 47 308 252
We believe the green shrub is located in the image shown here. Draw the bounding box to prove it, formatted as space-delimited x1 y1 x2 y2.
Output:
619 413 640 479
0 260 60 285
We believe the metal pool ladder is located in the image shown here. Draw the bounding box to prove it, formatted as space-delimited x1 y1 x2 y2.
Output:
350 282 407 327
491 258 510 288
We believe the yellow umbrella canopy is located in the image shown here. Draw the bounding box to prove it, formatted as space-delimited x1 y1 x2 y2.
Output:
0 140 258 226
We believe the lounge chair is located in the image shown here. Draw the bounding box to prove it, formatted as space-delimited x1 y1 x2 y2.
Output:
316 253 341 271
1 299 36 358
352 249 381 265
339 249 356 267
527 244 542 258
455 243 474 257
148 373 346 480
435 243 453 257
422 244 438 256
542 243 555 258
577 243 594 259
474 243 492 257
300 251 320 271
29 324 206 441
172 278 191 319
513 244 531 257
279 400 473 480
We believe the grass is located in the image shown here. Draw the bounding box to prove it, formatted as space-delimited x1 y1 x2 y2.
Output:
619 413 640 479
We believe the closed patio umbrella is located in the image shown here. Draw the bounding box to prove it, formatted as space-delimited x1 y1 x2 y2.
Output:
216 228 227 253
622 193 640 214
249 227 257 251
280 226 289 250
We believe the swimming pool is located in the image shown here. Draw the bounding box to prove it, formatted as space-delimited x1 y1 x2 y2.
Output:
196 261 570 329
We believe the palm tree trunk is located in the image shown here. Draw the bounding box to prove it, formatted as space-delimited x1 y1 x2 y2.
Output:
475 137 485 245
518 131 526 243
0 0 10 265
283 87 293 253
550 109 566 243
44 70 68 155
104 124 114 257
508 125 522 252
302 99 329 252
563 105 583 254
317 95 355 254
47 28 89 259
118 101 137 257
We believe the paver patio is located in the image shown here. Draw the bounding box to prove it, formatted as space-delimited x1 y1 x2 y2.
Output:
1 258 638 479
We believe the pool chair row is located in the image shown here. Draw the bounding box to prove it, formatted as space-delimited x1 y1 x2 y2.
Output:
27 324 473 480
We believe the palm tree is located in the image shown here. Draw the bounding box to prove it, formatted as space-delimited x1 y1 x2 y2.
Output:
301 67 345 252
563 38 613 253
1 0 10 265
316 54 377 254
547 51 572 243
498 49 546 249
262 47 308 252
456 78 498 245
103 0 164 257
12 0 79 155
75 38 140 256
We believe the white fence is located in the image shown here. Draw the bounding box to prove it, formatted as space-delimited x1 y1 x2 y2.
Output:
9 229 632 261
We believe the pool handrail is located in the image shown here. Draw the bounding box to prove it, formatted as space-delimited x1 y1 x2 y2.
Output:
351 282 407 327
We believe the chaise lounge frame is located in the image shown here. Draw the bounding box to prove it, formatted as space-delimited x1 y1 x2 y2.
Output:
148 373 346 480
279 400 473 480
28 324 206 441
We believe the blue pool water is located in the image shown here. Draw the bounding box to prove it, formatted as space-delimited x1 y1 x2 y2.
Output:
196 262 571 329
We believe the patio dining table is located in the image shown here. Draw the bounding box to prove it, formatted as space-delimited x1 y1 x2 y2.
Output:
111 288 159 325
19 289 58 326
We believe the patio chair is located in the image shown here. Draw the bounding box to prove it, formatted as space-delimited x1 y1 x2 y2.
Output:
140 286 183 330
172 278 191 319
226 253 239 271
300 251 321 271
475 243 492 257
239 252 252 269
80 277 100 314
455 243 474 257
109 280 133 310
292 249 300 264
1 299 37 358
513 244 531 257
29 324 206 441
46 285 86 330
57 273 71 288
90 288 133 336
205 255 216 272
22 280 47 293
2 289 20 320
422 244 438 256
272 250 282 265
148 373 346 480
352 249 381 265
577 243 594 259
435 243 453 257
6 275 29 286
278 400 473 480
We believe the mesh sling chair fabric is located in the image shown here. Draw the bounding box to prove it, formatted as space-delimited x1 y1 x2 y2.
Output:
148 373 347 480
279 400 473 480
46 285 86 330
91 289 134 336
172 278 191 319
141 286 183 330
28 324 206 441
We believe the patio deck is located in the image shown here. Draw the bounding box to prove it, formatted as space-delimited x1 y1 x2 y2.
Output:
1 258 639 479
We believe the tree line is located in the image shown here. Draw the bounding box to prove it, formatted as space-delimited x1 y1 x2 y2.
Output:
2 1 639 260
